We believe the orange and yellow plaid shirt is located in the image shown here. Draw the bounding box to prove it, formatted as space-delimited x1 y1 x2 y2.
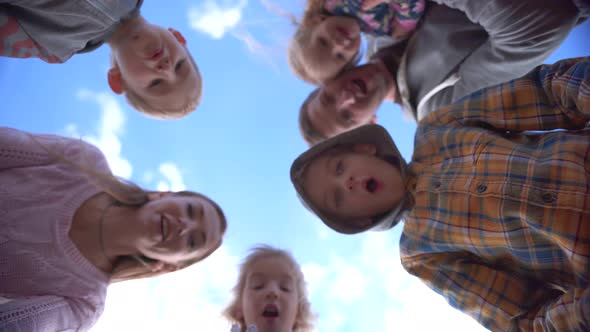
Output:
401 57 590 331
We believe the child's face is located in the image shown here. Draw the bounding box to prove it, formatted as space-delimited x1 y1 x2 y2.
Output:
303 15 361 83
241 256 299 332
302 145 405 221
306 63 391 139
110 21 201 112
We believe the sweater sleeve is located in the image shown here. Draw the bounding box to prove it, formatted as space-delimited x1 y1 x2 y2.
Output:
0 295 99 332
431 0 581 101
0 127 111 174
403 252 590 331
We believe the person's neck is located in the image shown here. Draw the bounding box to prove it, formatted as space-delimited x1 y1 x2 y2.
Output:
372 59 400 104
108 15 145 47
100 203 142 259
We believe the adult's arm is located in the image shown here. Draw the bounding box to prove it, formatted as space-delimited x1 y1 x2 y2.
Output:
0 295 97 331
430 0 581 101
402 253 590 332
0 127 110 173
403 251 590 331
0 4 61 62
426 57 590 131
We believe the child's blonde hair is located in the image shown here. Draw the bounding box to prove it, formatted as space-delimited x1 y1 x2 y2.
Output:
288 0 361 85
113 48 202 119
224 245 316 332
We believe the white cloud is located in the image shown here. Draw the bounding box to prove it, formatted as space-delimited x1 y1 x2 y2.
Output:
301 232 489 332
188 0 247 39
156 162 187 192
91 245 240 332
75 89 132 179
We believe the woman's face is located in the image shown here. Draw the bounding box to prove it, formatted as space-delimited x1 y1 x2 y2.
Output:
133 193 224 265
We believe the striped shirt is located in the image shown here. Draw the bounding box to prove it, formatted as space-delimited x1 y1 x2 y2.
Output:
401 57 590 331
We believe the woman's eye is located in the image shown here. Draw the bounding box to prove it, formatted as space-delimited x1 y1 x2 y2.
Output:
336 53 345 61
280 286 292 292
336 160 344 176
319 37 328 47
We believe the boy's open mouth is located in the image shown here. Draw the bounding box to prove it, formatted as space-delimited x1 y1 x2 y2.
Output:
262 304 279 318
351 78 367 96
365 177 379 193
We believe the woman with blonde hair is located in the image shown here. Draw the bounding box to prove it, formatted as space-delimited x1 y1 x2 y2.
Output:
0 127 227 331
225 245 316 332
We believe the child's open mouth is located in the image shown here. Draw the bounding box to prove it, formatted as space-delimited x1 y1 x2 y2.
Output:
365 177 381 193
262 304 279 319
351 79 367 96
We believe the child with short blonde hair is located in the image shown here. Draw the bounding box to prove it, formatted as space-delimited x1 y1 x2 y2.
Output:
288 0 425 85
0 1 202 119
224 245 316 332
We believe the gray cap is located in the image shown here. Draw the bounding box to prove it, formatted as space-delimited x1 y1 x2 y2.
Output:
290 124 409 234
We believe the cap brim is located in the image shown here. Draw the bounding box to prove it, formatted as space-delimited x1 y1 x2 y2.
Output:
290 124 406 234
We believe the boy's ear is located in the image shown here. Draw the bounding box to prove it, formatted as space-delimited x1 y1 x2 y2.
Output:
168 28 187 46
370 114 377 124
352 143 377 155
107 67 125 94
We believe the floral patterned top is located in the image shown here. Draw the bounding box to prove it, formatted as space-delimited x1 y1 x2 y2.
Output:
324 0 426 40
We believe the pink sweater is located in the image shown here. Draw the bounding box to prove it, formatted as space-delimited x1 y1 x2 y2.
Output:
0 127 111 331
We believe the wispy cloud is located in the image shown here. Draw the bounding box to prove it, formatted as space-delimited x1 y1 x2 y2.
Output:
92 245 239 332
70 89 132 179
188 0 248 39
156 162 187 192
302 231 489 332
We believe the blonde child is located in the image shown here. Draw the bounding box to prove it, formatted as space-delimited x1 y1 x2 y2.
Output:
289 0 425 85
224 245 316 332
0 0 202 119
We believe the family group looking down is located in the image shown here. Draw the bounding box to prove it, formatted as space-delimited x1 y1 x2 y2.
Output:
1 0 590 331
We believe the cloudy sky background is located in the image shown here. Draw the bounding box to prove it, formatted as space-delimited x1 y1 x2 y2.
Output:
1 1 589 331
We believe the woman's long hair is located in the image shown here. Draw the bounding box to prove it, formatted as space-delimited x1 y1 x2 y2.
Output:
35 135 227 283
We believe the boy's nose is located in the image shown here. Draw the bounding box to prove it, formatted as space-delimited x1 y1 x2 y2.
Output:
345 176 357 191
338 90 355 108
156 58 170 71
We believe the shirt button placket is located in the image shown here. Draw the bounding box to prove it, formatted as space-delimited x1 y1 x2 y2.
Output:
477 184 487 193
542 192 557 204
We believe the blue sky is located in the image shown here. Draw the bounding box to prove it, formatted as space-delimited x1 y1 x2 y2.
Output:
1 1 589 331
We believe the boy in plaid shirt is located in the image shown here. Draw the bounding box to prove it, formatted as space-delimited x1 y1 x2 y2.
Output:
290 57 590 331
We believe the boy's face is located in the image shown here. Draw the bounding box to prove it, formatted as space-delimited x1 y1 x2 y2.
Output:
241 256 299 332
303 15 361 83
110 20 200 112
305 63 392 140
302 144 405 222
